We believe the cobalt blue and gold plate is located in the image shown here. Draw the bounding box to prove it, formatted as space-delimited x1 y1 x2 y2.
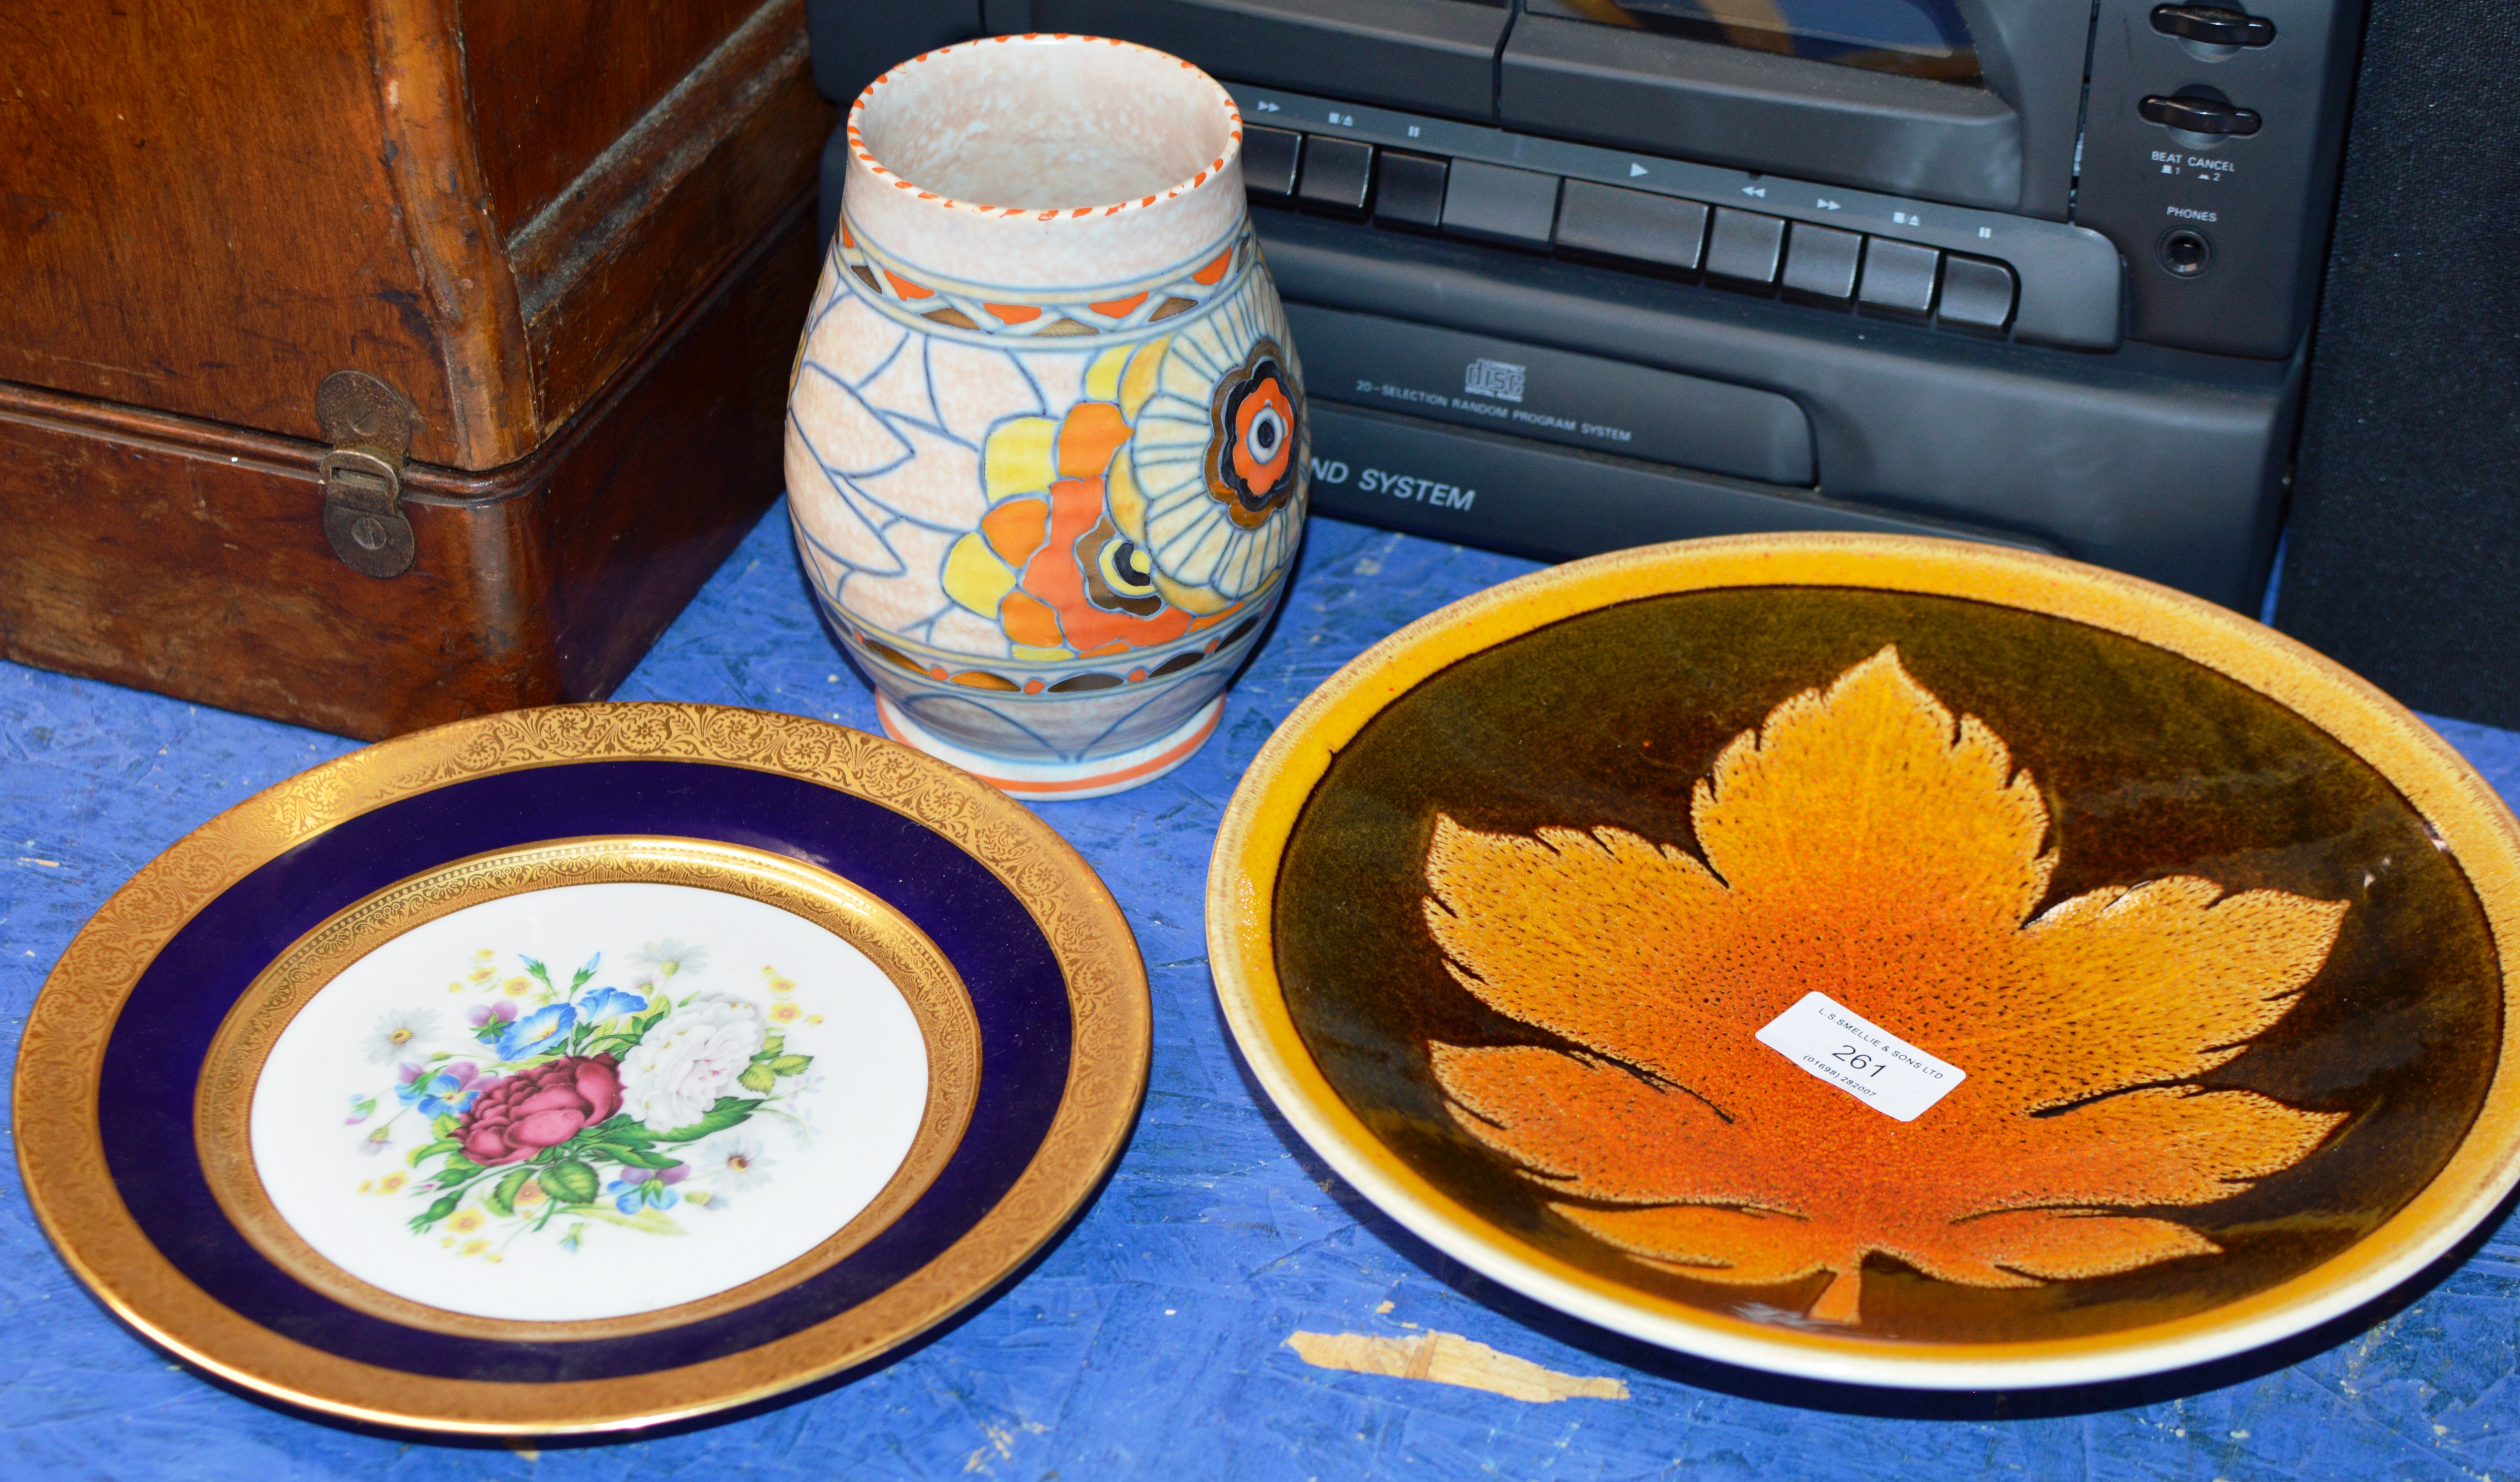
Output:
16 704 1149 1435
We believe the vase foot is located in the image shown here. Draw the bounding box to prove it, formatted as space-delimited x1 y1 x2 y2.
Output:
874 693 1225 801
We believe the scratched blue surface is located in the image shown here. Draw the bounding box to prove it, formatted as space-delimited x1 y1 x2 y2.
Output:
7 505 2520 1482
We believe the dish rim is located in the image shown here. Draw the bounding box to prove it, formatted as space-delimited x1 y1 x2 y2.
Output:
1205 531 2520 1390
15 702 1152 1435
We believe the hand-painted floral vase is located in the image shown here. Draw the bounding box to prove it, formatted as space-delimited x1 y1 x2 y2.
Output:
785 35 1306 799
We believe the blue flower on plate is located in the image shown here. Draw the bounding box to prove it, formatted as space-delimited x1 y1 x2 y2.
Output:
576 987 647 1022
394 1061 483 1119
495 1003 576 1061
607 1166 684 1214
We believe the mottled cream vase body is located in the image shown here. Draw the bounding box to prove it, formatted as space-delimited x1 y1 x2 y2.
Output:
785 35 1308 792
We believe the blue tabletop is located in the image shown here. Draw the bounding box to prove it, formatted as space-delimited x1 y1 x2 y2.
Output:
8 505 2520 1482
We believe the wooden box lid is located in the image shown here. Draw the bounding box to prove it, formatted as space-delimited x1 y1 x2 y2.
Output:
0 0 832 472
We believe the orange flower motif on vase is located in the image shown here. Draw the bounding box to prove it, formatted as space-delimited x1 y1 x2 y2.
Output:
940 319 1304 663
1205 345 1300 530
946 399 1230 661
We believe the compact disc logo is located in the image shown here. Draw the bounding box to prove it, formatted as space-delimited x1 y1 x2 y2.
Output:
1463 358 1526 404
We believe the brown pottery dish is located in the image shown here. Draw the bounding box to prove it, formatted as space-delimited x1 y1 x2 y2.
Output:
1208 533 2520 1388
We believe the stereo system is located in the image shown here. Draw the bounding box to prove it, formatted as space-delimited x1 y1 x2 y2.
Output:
810 1 2363 615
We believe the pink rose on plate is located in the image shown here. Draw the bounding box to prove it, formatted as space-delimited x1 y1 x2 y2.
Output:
618 993 766 1131
455 1054 622 1166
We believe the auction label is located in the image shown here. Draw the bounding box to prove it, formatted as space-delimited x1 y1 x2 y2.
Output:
1754 991 1965 1122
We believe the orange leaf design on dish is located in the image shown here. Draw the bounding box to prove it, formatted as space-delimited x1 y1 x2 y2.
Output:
1423 646 2348 1325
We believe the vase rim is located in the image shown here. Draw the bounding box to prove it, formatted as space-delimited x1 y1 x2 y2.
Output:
844 34 1246 224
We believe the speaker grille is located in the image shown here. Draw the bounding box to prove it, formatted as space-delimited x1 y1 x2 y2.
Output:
2276 0 2520 725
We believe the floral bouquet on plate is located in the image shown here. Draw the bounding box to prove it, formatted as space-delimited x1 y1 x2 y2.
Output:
346 943 818 1261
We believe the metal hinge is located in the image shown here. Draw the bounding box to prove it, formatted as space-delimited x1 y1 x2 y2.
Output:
315 370 421 578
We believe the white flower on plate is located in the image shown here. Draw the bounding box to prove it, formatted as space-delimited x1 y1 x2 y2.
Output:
628 940 708 980
365 1008 439 1064
692 1132 774 1194
618 992 765 1131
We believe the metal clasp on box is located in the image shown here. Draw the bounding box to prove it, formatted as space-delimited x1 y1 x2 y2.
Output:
315 370 421 579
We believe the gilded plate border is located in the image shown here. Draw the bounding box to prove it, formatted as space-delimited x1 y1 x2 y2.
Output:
16 704 1151 1434
194 835 982 1344
1207 531 2520 1390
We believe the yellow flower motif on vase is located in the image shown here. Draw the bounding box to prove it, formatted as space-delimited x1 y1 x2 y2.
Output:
375 1172 408 1195
446 1208 485 1235
948 390 1227 664
461 1238 490 1257
771 1001 803 1025
941 300 1300 670
504 977 532 997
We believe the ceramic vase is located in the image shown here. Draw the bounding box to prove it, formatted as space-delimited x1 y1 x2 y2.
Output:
785 35 1307 799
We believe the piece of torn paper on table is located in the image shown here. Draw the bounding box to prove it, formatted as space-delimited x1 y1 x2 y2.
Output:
1285 1330 1630 1403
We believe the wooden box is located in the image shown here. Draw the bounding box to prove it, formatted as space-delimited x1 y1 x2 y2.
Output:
0 0 836 738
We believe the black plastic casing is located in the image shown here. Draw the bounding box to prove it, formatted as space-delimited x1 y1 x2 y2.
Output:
805 4 985 112
1028 0 1511 121
800 0 2363 613
2075 0 2367 359
1265 216 2297 608
1501 3 2052 216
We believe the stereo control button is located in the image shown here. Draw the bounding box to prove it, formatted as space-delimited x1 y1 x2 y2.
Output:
1780 222 1862 300
1376 151 1449 229
1243 125 1302 200
2139 95 2263 136
1441 161 1562 248
1554 180 1707 272
1705 207 1786 284
1298 136 1375 215
1858 239 1940 314
1937 255 2018 329
2150 5 2275 46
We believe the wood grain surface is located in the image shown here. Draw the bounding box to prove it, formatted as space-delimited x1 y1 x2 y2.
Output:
0 2 456 453
460 0 759 237
0 197 816 739
509 0 832 442
0 0 828 470
372 0 539 468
